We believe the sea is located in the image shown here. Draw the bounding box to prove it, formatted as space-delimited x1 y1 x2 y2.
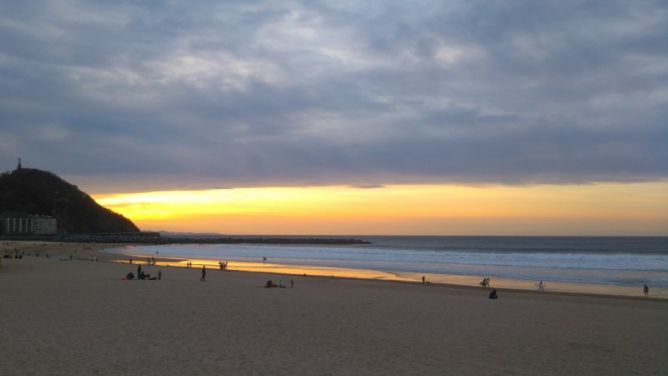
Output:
108 236 668 292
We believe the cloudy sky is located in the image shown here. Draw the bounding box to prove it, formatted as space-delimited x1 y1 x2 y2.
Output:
1 1 667 234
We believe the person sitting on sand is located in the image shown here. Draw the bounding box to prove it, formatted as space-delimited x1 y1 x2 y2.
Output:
489 289 498 299
126 272 135 280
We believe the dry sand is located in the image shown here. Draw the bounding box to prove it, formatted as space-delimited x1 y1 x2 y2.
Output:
1 242 667 375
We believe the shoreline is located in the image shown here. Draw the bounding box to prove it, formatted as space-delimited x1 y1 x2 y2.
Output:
104 243 668 301
3 240 665 301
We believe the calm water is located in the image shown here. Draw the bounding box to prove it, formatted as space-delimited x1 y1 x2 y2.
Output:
109 236 668 288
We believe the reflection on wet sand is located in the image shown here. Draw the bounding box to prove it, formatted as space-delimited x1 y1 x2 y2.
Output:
112 257 668 299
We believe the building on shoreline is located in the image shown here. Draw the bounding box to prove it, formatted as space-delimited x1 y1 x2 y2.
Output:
0 212 57 235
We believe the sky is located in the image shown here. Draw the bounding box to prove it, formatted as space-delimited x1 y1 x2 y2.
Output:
1 1 667 235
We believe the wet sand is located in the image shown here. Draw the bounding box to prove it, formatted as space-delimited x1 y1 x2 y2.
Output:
1 242 667 375
106 244 668 299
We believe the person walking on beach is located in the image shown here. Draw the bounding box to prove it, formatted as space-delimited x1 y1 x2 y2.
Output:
200 265 207 281
422 275 426 285
643 284 649 297
158 270 162 280
538 280 545 292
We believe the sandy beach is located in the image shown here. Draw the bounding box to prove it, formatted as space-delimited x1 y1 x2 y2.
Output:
1 242 667 375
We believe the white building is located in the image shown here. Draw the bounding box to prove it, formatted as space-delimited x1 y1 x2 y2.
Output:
0 213 57 235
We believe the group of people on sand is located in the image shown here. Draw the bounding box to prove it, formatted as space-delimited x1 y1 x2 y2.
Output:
265 279 293 288
125 264 161 281
478 278 498 299
2 249 23 259
124 257 235 282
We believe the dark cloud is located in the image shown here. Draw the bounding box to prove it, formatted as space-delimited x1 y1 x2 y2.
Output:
0 0 666 192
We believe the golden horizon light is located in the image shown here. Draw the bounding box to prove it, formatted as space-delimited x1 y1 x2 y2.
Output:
94 182 668 236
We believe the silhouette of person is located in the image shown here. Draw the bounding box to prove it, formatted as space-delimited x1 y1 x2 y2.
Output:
489 289 498 300
200 265 206 281
158 270 162 280
643 284 649 297
422 275 426 285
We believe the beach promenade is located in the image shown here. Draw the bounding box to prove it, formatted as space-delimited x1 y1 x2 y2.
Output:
1 243 667 375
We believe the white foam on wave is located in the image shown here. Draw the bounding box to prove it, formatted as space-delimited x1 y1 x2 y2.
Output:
108 243 668 288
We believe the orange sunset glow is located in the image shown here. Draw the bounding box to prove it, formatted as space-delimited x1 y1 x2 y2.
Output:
94 182 668 236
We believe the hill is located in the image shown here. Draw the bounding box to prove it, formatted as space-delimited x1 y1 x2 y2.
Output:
0 167 139 233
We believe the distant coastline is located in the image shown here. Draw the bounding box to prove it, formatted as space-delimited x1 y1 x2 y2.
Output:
0 232 371 245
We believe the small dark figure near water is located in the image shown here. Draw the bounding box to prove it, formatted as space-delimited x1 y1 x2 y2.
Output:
290 279 294 288
422 275 426 285
262 256 267 263
137 264 142 276
158 270 162 280
489 289 498 300
126 272 134 280
129 258 133 264
643 284 649 297
200 265 206 281
480 278 490 288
